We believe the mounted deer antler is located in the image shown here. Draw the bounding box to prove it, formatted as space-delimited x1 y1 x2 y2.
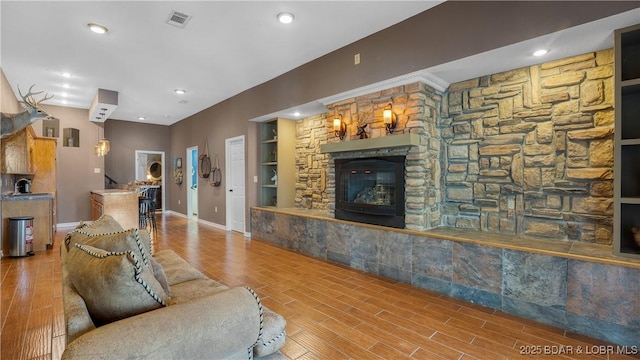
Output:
356 116 368 139
18 84 54 109
1 84 56 138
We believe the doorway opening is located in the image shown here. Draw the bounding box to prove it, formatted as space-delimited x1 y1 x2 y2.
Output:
186 146 198 220
134 150 165 212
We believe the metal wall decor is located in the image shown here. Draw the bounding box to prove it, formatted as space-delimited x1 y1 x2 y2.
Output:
210 155 222 187
199 139 211 178
174 157 183 185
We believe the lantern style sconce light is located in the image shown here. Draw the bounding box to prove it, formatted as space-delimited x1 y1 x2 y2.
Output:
383 103 397 134
333 114 347 140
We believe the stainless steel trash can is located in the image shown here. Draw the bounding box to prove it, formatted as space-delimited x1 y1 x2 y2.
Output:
9 216 34 257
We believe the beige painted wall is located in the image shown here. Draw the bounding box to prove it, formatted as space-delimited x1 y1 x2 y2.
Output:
37 104 104 224
1 69 21 114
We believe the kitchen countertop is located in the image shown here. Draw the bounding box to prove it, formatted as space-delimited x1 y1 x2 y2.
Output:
1 193 54 201
91 189 138 195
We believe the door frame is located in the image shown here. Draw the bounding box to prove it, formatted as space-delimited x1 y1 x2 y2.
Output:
186 146 198 220
225 135 246 233
134 150 165 212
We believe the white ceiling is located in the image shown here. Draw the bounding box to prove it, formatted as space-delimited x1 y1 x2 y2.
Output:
1 1 441 125
1 2 639 126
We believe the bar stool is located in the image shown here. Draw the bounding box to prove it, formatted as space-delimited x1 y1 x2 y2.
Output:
139 196 157 237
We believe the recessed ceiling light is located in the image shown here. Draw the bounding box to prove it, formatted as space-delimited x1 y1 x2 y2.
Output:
277 12 294 24
88 22 109 34
61 99 68 105
174 89 186 95
62 84 70 89
61 92 68 97
294 111 301 117
533 49 548 57
137 116 146 120
62 72 72 78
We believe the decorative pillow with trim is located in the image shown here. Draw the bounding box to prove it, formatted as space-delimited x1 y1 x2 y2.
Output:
64 214 124 251
66 244 169 326
66 228 151 267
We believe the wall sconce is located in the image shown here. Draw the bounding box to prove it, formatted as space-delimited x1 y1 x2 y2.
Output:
333 114 347 140
383 103 397 134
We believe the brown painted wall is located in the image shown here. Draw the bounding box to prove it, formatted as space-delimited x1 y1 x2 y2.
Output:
168 102 257 226
104 119 171 185
214 1 639 121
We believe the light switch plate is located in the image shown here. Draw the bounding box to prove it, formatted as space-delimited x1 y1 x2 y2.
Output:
94 168 101 174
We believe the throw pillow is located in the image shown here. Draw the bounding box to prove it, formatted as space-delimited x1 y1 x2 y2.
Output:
67 228 151 267
64 214 123 251
66 244 168 326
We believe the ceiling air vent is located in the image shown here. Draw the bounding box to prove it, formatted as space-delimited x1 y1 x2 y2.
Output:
166 10 192 29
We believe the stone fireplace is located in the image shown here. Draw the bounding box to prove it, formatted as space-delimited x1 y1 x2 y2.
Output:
334 155 405 228
306 81 444 231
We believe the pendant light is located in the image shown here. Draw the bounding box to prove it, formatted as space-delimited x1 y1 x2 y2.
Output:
94 125 110 156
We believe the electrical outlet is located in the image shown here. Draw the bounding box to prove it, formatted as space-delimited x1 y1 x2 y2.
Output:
354 53 360 65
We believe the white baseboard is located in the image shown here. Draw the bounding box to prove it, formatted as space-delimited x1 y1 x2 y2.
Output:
165 210 187 219
165 210 227 231
197 218 227 231
57 222 82 229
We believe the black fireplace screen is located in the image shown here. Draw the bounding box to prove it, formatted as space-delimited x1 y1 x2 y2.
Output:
335 156 405 228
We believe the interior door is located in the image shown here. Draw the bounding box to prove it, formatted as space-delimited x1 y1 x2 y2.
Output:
226 136 245 233
186 146 198 220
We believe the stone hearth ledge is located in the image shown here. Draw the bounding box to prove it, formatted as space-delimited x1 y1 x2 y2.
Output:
252 206 640 270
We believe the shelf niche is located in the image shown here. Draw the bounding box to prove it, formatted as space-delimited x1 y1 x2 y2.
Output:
614 24 640 258
259 118 296 208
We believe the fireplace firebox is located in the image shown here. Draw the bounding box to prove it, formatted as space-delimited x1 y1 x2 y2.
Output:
335 156 405 228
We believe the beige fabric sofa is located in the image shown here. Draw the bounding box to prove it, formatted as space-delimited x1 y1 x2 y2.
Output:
60 216 286 359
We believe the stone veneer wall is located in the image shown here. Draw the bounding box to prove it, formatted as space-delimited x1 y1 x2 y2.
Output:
295 83 443 230
441 50 614 244
294 50 614 243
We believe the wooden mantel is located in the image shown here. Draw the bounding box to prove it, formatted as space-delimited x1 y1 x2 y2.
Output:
319 133 420 154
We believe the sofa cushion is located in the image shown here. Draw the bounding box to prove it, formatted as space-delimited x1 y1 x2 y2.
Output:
167 278 229 304
153 249 207 285
149 256 171 297
66 244 168 326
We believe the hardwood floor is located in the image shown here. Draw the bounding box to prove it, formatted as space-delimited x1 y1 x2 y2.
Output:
1 213 637 360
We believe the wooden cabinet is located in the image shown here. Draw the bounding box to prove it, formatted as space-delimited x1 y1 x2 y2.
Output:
2 197 54 254
614 24 640 258
91 190 138 230
1 126 35 174
260 118 296 207
31 137 57 234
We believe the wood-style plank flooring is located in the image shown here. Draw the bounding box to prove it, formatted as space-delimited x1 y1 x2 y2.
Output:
1 214 638 360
